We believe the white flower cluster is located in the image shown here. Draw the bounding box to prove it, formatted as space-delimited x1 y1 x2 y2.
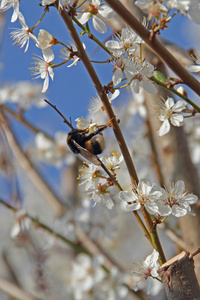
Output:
0 81 46 109
34 131 74 167
1 1 85 93
67 254 129 300
135 0 200 24
119 179 198 217
105 26 157 94
78 147 123 210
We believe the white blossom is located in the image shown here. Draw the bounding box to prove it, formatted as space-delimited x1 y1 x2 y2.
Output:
41 0 70 10
187 0 200 24
30 54 54 93
0 0 20 22
128 58 157 94
186 52 200 73
166 0 191 13
135 0 167 19
101 152 123 171
8 81 47 109
76 0 115 34
112 57 137 86
78 161 100 191
119 179 161 214
105 26 141 57
87 178 114 210
156 97 186 136
10 12 38 52
127 89 147 118
88 90 120 114
10 209 31 241
0 81 47 109
156 180 198 217
37 29 55 61
61 41 85 67
69 254 106 299
132 249 160 295
34 132 72 167
101 268 129 299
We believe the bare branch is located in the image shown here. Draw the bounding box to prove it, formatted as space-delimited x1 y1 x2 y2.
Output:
0 111 66 216
0 277 38 300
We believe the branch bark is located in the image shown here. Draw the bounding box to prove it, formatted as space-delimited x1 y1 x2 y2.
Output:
158 251 200 299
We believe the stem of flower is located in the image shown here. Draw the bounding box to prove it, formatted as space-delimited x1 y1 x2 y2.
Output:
151 76 200 112
31 7 48 31
53 58 72 68
141 206 166 264
72 17 111 55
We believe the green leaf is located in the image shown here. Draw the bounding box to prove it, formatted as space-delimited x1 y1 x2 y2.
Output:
154 71 167 83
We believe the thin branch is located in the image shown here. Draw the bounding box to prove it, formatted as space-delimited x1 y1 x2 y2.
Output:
0 112 66 216
0 276 38 300
151 77 200 112
104 0 200 98
1 105 53 140
44 99 74 129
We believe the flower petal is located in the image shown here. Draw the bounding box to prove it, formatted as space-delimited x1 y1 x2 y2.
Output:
170 114 184 127
186 65 200 73
92 16 107 33
157 119 170 136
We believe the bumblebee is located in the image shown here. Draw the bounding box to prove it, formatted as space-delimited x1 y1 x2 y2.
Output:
44 99 113 166
67 125 107 165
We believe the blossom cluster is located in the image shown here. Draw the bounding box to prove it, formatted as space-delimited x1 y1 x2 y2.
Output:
78 152 123 210
66 253 129 299
119 179 198 218
0 81 46 109
34 131 74 167
0 0 116 93
135 0 200 24
105 26 157 95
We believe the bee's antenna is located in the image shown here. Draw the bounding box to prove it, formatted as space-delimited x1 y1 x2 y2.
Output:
70 116 73 127
44 99 74 130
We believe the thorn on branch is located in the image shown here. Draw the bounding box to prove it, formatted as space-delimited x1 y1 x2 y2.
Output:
167 78 183 89
103 82 114 94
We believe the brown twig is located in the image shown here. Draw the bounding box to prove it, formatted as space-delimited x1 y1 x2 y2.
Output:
1 105 53 140
0 276 38 300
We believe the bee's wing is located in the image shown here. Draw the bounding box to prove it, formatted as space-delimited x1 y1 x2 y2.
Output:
72 140 101 166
